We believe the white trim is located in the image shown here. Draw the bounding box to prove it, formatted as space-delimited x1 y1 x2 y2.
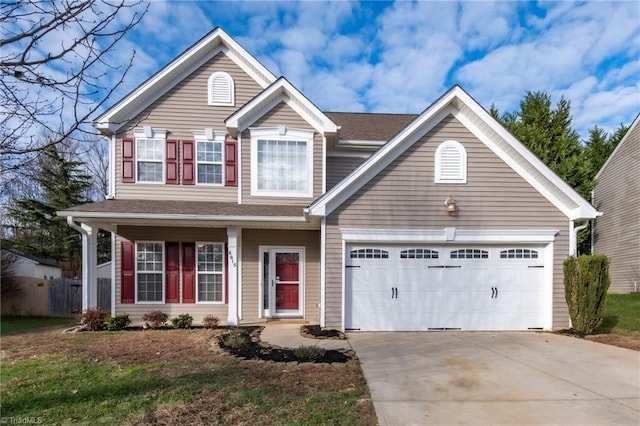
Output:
326 151 370 159
320 217 326 327
95 28 276 133
543 241 554 330
340 228 559 244
237 132 243 204
340 238 346 332
236 228 242 321
225 78 338 135
195 242 225 304
57 211 307 223
322 135 327 194
435 140 467 183
110 231 116 317
595 113 639 180
337 139 386 147
207 71 234 106
108 135 116 198
134 241 165 304
226 230 240 324
250 127 314 198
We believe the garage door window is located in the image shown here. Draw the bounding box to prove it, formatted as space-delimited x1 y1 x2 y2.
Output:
450 249 488 259
500 249 538 259
400 249 439 259
350 249 389 259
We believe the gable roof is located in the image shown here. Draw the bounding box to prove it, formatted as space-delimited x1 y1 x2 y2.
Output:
94 27 276 135
594 113 640 180
306 85 600 221
225 77 338 136
2 246 61 268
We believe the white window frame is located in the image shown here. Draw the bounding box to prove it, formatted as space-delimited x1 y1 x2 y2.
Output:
193 129 225 185
208 71 234 106
133 127 166 184
135 241 165 304
435 140 467 183
196 242 225 304
250 127 314 198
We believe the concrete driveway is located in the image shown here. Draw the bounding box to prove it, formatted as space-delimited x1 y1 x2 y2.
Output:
349 332 639 425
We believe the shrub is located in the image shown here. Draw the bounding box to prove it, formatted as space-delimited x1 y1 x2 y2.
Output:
142 310 168 329
171 313 193 329
202 314 220 329
294 344 326 362
105 313 131 331
77 308 107 331
222 328 249 349
564 254 611 335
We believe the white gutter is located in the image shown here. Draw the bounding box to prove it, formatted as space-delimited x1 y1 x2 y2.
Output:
58 211 307 222
108 134 116 199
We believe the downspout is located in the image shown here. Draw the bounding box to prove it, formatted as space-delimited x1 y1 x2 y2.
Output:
570 220 589 256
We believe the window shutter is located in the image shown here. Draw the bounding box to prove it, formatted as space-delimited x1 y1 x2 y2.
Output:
121 241 135 303
182 140 195 185
166 140 179 184
182 242 195 303
440 146 463 180
122 138 135 183
225 141 237 187
165 242 179 303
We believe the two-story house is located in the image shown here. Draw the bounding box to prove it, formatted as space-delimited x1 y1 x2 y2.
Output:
59 28 600 331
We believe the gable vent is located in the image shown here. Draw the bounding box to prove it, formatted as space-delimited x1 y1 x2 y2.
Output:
435 140 467 183
208 72 234 106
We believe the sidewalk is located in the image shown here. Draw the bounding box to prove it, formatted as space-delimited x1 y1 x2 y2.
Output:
259 323 352 351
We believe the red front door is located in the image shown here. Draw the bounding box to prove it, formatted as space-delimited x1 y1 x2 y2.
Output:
275 252 300 311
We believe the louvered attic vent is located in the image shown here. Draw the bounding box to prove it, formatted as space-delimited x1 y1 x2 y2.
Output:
208 71 234 106
435 140 467 183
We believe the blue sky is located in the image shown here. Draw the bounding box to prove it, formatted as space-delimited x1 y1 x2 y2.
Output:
108 1 639 138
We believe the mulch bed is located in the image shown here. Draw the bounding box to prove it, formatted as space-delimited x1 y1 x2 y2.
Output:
300 324 346 340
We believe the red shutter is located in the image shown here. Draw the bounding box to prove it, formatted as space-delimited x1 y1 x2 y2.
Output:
182 242 195 303
225 141 237 187
166 140 179 184
182 140 195 185
122 138 135 183
165 242 179 303
121 241 135 303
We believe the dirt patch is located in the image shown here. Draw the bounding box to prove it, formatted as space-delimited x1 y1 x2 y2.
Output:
300 324 346 340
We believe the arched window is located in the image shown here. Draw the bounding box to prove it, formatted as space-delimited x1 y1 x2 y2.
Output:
208 71 234 106
435 140 467 183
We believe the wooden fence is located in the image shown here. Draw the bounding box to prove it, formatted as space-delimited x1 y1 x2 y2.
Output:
1 277 111 317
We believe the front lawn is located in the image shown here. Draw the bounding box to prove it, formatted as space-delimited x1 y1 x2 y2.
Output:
0 326 376 425
588 293 640 350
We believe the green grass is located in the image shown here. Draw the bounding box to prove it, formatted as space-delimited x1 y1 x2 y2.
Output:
594 293 640 336
1 316 76 336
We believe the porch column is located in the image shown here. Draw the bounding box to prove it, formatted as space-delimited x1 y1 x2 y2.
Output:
227 227 241 326
80 223 98 310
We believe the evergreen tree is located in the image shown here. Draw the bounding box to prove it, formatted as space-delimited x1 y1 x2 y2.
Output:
5 144 92 275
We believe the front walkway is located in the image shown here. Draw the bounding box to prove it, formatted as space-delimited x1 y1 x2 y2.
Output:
259 324 352 351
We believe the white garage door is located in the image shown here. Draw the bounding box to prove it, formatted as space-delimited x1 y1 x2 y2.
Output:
345 245 545 331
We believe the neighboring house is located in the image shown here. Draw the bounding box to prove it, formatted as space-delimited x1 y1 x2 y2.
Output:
58 28 600 331
96 261 112 279
593 114 640 293
2 247 62 280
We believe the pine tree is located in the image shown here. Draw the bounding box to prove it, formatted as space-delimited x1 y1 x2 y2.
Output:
5 144 92 276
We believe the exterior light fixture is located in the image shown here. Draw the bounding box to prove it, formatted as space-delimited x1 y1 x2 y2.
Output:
444 196 457 213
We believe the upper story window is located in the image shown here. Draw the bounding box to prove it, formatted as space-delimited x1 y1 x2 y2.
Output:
194 130 225 185
208 71 234 106
435 140 467 183
250 127 314 197
134 127 166 183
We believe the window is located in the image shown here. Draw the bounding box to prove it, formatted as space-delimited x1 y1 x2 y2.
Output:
435 140 467 183
400 249 439 259
250 127 314 197
500 249 539 259
450 249 488 259
197 141 223 184
197 243 224 303
208 72 234 106
136 242 164 302
350 249 389 259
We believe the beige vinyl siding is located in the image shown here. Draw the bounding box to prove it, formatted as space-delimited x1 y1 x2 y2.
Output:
115 52 263 201
593 123 640 293
325 115 571 328
114 227 229 324
241 102 323 205
241 229 321 324
326 155 368 189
